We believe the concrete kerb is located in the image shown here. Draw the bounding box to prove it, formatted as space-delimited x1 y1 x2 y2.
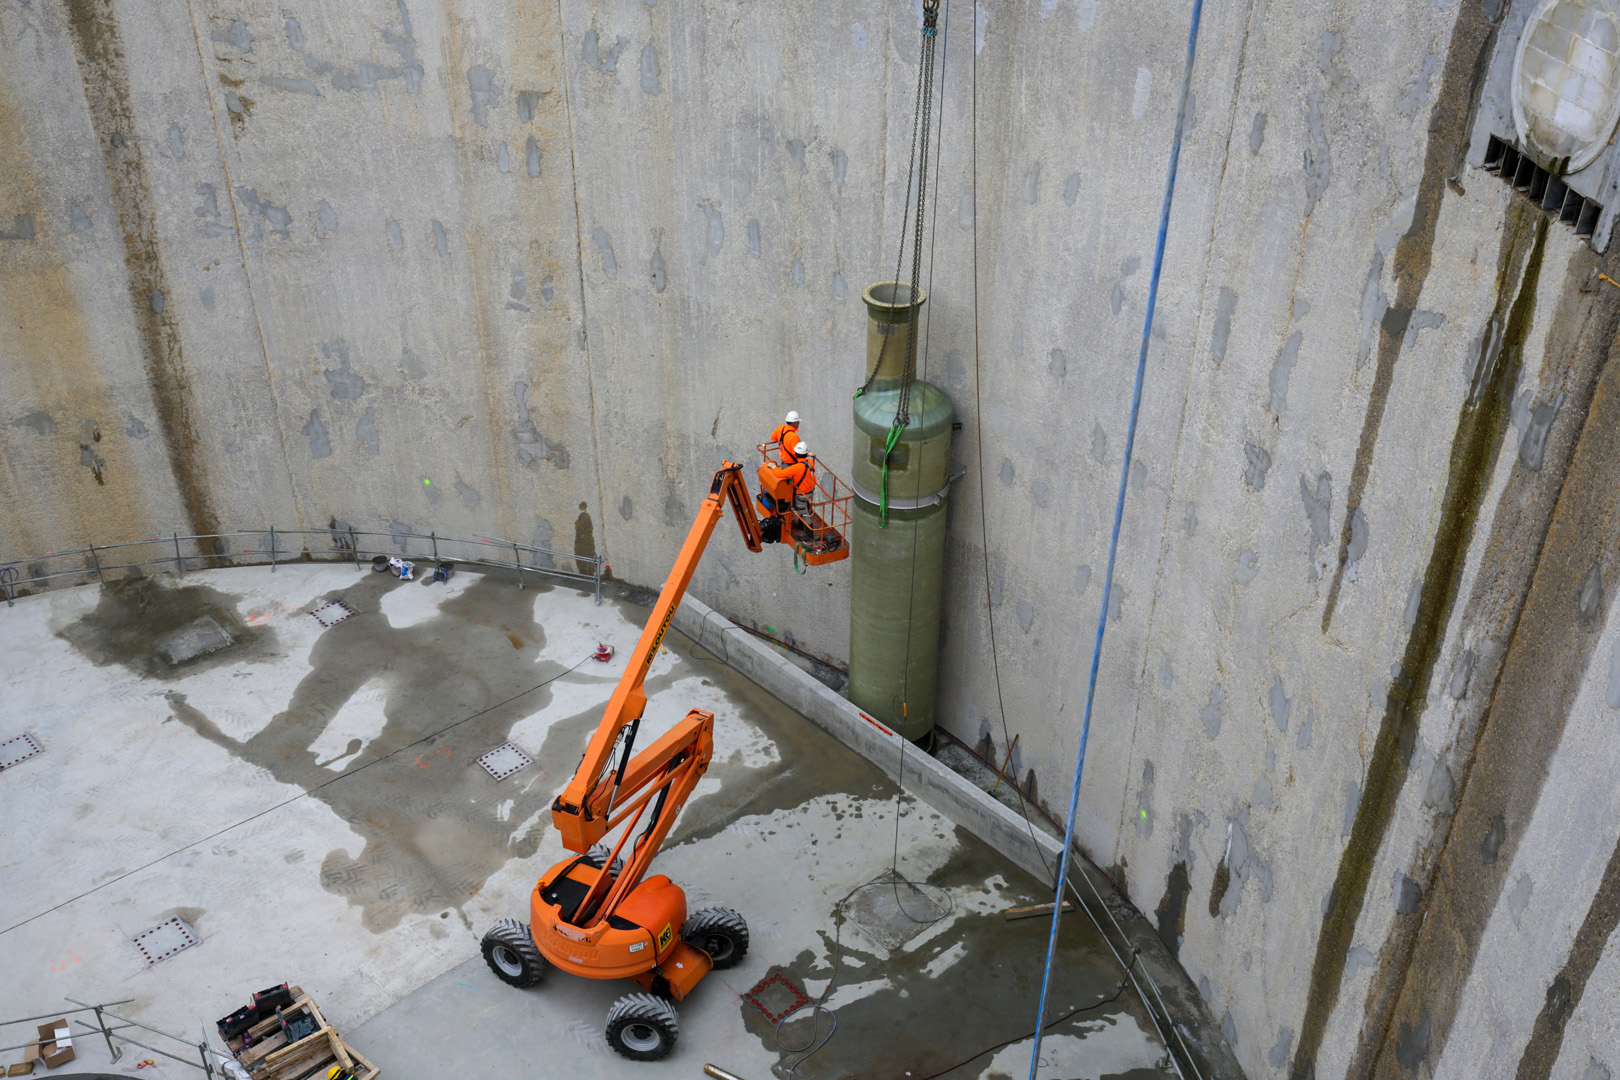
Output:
673 596 1244 1080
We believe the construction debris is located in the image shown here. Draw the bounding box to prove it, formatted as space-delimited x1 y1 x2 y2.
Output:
226 988 377 1080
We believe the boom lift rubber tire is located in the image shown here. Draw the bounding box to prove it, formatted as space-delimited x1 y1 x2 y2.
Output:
683 907 749 969
582 843 625 875
481 919 547 988
605 993 679 1061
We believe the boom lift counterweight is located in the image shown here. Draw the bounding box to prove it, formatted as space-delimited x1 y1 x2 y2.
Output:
480 460 842 1060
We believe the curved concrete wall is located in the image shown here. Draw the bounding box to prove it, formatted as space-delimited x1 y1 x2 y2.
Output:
4 1 1619 1078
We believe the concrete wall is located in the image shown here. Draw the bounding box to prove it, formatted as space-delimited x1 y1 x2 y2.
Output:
4 1 1620 1078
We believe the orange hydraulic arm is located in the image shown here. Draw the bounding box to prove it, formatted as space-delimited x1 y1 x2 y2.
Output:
549 463 763 923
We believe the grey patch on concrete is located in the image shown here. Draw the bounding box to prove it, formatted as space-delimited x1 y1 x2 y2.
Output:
512 377 568 469
1356 248 1391 369
1293 298 1311 320
851 21 867 50
1074 564 1091 597
1030 482 1050 508
1131 459 1146 492
516 89 542 122
1392 872 1423 914
1448 648 1475 700
619 495 634 521
650 246 666 292
382 1 423 91
432 219 449 258
1136 760 1154 838
1235 550 1259 584
526 136 541 177
496 142 510 173
1091 423 1108 464
1304 91 1331 215
401 349 426 380
1249 112 1266 153
387 220 404 250
1405 579 1423 631
316 200 338 236
323 346 366 399
1579 563 1604 622
1222 1009 1239 1048
997 457 1015 487
1269 331 1302 414
539 275 555 303
1483 813 1507 863
1423 759 1455 814
1269 1028 1294 1069
1121 255 1141 278
71 205 94 231
1048 347 1067 377
1345 943 1376 979
587 227 618 276
1063 172 1080 206
333 62 410 92
1607 640 1620 708
989 572 1003 607
302 410 332 458
200 286 215 311
1210 287 1236 365
1346 507 1369 566
1199 976 1213 1003
125 414 149 439
262 75 320 95
1584 1062 1612 1080
1160 657 1173 688
1394 1009 1431 1071
168 123 184 158
1111 281 1126 315
467 66 500 124
1016 601 1034 634
1297 708 1315 750
149 289 166 314
786 139 808 173
663 484 686 527
958 189 974 229
703 205 724 258
454 478 481 510
12 411 56 435
1403 308 1446 347
1024 160 1040 204
356 407 380 456
1342 781 1362 837
833 272 847 303
0 214 36 241
831 147 848 190
793 258 805 286
509 268 526 301
1202 683 1225 740
157 615 234 666
1519 392 1564 470
212 18 252 52
1269 675 1291 732
582 29 629 74
1317 30 1358 91
1184 503 1197 536
1252 773 1274 811
1132 66 1152 119
1397 53 1441 117
224 90 245 117
1242 442 1272 490
640 43 661 94
1302 472 1333 577
747 218 761 259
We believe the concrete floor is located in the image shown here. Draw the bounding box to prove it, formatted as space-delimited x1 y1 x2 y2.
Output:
0 564 1171 1079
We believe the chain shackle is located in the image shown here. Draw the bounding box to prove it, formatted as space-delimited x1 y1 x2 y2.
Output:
922 0 940 32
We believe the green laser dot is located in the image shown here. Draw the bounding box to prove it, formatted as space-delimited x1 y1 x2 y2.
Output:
423 478 431 485
1140 810 1148 819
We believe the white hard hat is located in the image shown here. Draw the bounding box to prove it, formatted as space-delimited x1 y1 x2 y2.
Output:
785 410 801 424
794 442 809 456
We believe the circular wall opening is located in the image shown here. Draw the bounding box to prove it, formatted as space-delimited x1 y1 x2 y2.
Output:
1513 0 1620 171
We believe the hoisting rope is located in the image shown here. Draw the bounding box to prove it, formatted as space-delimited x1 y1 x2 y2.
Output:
860 0 941 528
1025 0 1205 1077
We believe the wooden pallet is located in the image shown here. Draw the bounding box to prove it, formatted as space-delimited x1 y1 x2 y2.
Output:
230 987 379 1080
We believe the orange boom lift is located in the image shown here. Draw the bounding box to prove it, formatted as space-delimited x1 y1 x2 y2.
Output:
479 461 848 1060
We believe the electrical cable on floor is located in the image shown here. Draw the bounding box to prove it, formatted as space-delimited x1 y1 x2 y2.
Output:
0 652 598 938
1026 0 1206 1076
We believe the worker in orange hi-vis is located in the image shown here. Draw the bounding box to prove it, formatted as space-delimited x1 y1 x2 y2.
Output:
769 411 803 464
784 445 816 515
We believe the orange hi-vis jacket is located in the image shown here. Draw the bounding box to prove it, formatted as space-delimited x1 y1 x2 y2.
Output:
770 423 802 463
783 458 816 496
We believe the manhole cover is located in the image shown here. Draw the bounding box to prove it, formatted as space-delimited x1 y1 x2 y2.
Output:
310 600 357 628
477 742 532 781
743 972 809 1023
156 616 234 666
132 917 199 966
0 733 43 770
843 874 949 952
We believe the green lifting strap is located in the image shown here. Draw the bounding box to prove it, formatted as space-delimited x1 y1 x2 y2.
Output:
878 419 906 528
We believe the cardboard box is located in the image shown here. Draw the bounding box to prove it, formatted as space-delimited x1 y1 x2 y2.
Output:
30 1023 72 1069
7 1062 36 1077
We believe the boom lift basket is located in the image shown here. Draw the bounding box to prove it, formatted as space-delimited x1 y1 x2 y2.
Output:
756 442 852 565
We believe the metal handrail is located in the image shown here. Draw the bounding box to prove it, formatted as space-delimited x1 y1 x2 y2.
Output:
0 526 605 608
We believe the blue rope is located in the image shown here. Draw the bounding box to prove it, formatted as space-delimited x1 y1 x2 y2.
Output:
1026 0 1203 1075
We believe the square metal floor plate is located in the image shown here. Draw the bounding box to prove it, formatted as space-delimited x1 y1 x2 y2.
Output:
0 733 42 770
476 742 532 781
843 874 945 952
156 616 234 666
310 600 357 628
132 917 199 966
743 972 809 1023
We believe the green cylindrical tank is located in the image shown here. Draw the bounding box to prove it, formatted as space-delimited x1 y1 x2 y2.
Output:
849 282 955 742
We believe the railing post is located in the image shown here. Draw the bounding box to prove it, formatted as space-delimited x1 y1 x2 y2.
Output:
431 531 439 562
595 556 603 605
1 566 15 608
88 543 106 589
93 1004 119 1063
198 1039 214 1078
350 526 359 568
513 542 524 589
173 533 185 578
269 526 277 573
